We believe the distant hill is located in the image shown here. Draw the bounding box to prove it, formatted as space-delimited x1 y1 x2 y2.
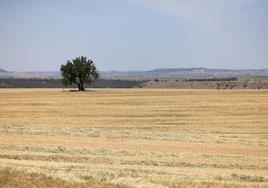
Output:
0 68 8 73
0 67 268 80
1 67 268 89
101 68 268 80
0 70 61 79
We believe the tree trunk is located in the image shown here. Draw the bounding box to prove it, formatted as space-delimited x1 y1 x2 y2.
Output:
81 82 84 91
78 82 84 91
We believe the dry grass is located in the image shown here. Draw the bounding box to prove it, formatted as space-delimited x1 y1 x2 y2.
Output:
0 167 129 188
0 88 267 187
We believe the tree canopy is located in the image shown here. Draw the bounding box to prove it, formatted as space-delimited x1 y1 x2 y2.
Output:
60 56 99 91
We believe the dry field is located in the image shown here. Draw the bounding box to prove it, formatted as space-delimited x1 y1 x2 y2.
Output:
0 88 267 188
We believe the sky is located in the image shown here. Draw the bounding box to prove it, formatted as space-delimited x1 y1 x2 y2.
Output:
0 0 267 72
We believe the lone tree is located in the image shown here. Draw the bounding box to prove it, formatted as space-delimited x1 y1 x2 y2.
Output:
60 56 99 91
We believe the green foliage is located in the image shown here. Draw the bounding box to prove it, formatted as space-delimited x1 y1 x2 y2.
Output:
60 56 99 91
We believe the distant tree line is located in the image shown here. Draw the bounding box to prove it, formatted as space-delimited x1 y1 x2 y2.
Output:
0 78 144 88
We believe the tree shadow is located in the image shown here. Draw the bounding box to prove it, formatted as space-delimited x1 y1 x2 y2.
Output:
62 89 96 92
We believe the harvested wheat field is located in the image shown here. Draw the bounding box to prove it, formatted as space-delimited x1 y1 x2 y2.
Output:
0 89 267 188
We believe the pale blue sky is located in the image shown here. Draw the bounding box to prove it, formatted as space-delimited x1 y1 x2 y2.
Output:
0 0 267 71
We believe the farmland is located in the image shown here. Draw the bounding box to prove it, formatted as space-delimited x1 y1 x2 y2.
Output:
0 89 267 187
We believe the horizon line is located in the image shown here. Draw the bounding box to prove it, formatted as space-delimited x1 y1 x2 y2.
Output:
2 67 268 73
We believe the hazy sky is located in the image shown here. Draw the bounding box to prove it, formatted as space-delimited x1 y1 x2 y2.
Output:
0 0 267 71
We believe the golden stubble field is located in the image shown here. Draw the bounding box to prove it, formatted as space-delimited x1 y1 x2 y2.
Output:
0 89 267 188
